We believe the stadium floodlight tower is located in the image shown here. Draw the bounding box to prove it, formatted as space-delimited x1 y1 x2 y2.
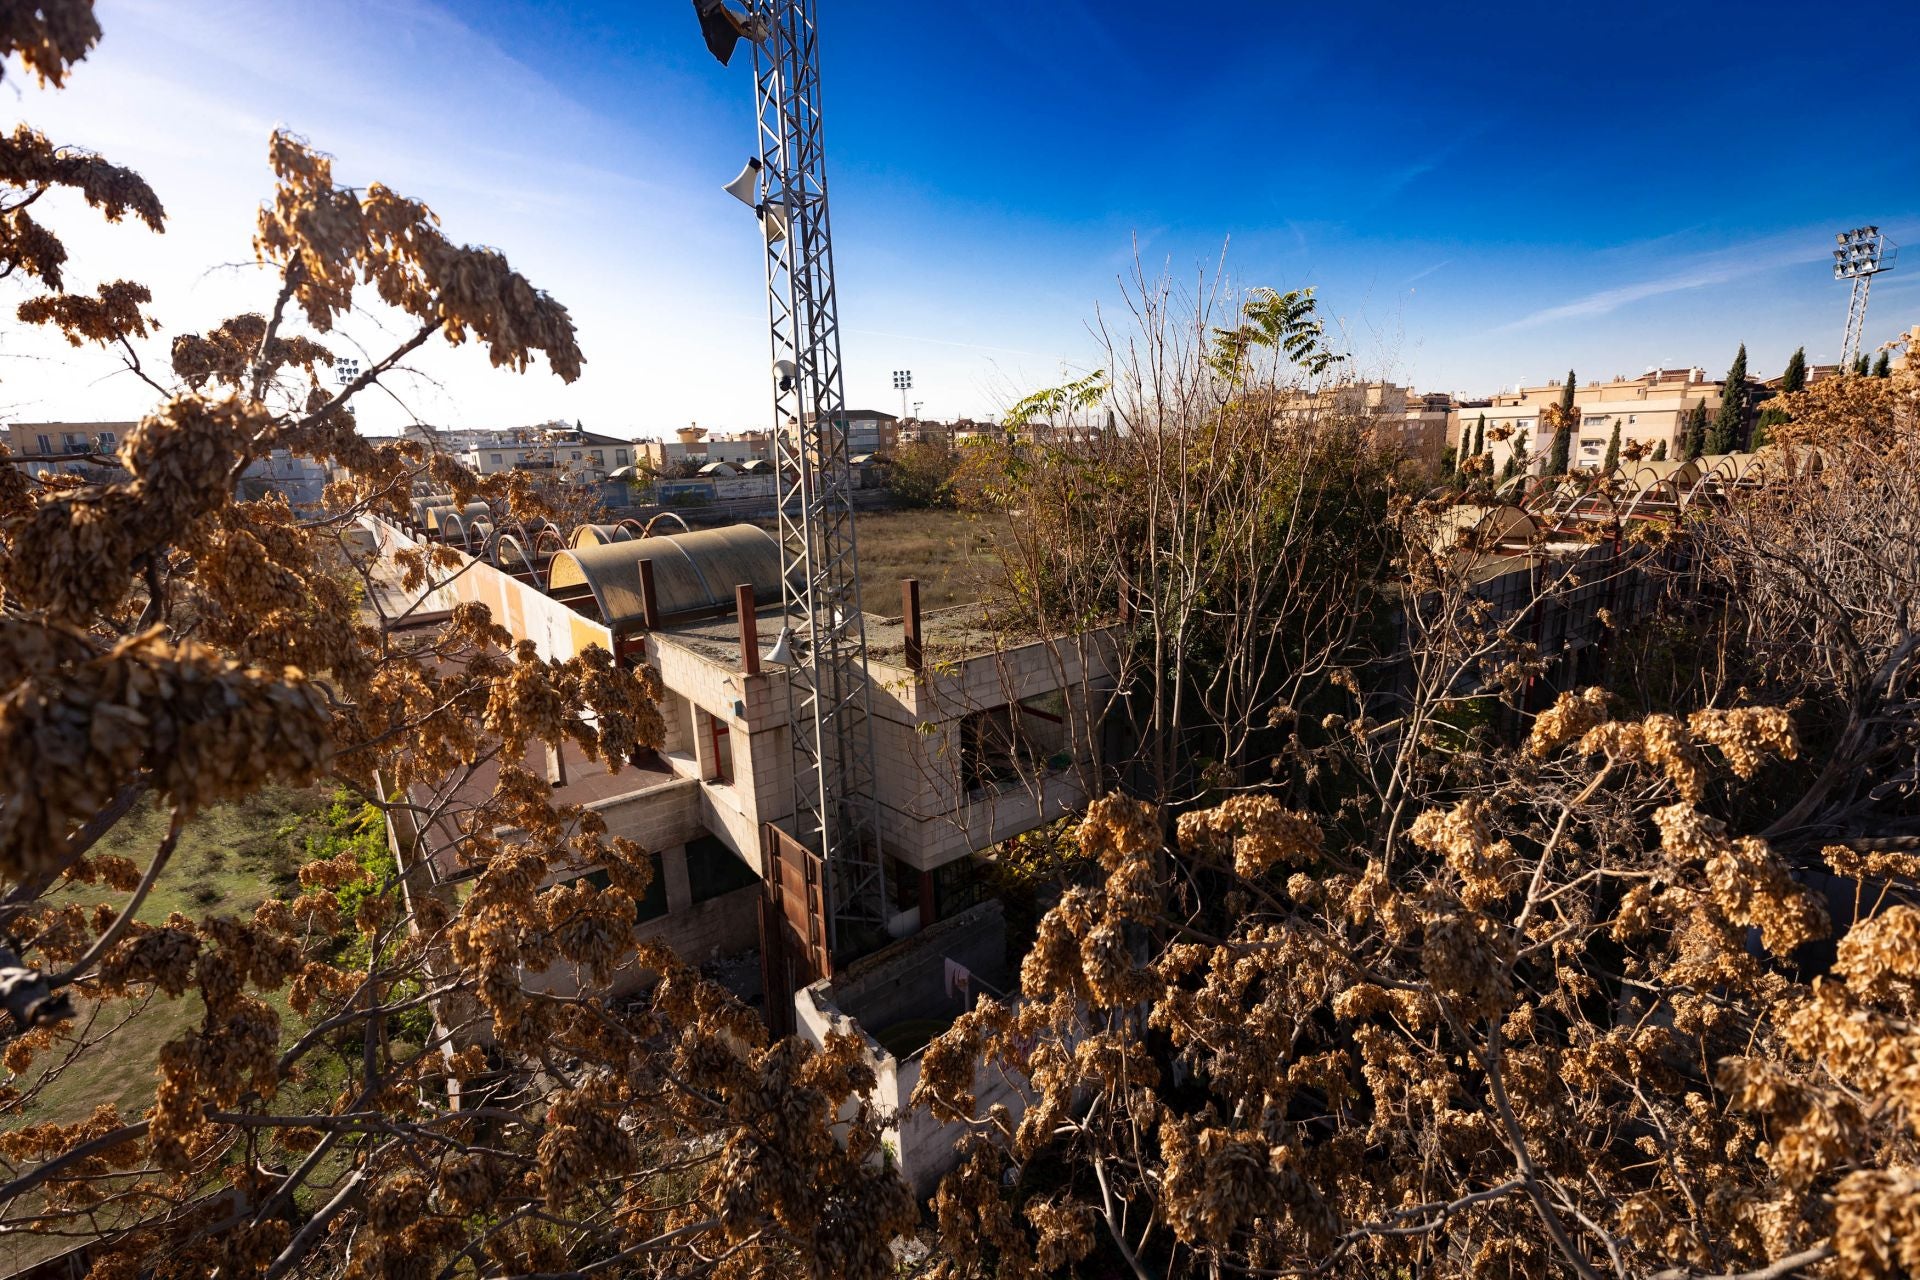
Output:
892 368 913 421
1834 225 1898 370
697 0 889 964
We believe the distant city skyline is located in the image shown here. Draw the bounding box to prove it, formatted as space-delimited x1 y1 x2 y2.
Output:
3 0 1917 436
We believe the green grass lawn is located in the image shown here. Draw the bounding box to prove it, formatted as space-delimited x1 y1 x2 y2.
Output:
66 783 324 927
26 784 330 1117
4 786 346 1273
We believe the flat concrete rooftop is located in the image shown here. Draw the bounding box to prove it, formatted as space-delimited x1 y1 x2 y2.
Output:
652 601 1041 672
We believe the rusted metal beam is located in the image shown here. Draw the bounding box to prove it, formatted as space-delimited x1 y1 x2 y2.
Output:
737 583 760 675
901 577 922 673
638 557 660 631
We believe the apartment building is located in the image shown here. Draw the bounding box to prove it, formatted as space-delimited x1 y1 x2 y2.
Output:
639 413 900 473
1400 390 1454 463
405 423 635 481
634 426 774 472
1449 368 1742 474
5 420 327 505
236 449 332 507
2 421 133 475
812 408 898 456
1273 381 1453 463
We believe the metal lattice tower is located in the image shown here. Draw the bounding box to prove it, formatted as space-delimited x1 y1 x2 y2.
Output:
747 0 888 961
1834 226 1898 370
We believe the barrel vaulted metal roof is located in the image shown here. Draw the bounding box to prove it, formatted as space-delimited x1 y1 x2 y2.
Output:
425 501 488 534
546 524 785 628
411 495 451 525
570 523 635 548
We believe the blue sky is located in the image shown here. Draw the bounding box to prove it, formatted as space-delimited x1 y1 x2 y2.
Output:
4 0 1918 436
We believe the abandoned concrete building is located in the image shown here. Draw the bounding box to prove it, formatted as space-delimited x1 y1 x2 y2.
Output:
358 501 1116 1191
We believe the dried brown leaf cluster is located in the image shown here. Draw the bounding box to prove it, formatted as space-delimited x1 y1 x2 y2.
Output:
1 123 163 291
0 0 100 87
915 691 1920 1277
254 131 583 382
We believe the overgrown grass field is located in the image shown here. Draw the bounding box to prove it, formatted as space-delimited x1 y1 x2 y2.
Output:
844 507 1002 610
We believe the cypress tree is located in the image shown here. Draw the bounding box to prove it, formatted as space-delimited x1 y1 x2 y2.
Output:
1442 444 1457 477
1780 346 1807 393
1707 344 1747 455
1602 419 1621 472
1682 401 1709 459
1751 406 1785 451
1854 352 1871 376
1652 439 1668 461
1473 414 1485 457
1546 369 1576 475
1873 350 1892 377
1499 427 1528 482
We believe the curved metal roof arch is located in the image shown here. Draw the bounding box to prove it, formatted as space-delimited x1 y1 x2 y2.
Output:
546 524 786 630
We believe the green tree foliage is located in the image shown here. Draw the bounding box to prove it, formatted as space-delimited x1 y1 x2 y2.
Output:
1653 438 1669 461
1874 349 1892 377
1602 418 1622 471
1781 345 1808 393
1545 371 1575 474
307 791 394 967
1205 286 1343 383
1004 367 1108 430
1854 352 1871 376
1708 343 1748 454
886 438 960 508
1472 414 1485 458
1682 400 1710 459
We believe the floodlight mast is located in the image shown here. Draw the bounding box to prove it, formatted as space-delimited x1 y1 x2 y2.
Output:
1834 225 1898 370
712 0 889 964
893 369 912 422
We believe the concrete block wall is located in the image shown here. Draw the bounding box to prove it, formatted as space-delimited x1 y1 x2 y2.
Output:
876 770 1088 874
593 776 700 852
871 628 1121 722
877 634 1114 791
890 1051 1031 1198
633 878 760 970
518 829 760 1002
361 515 614 664
697 785 763 875
649 640 787 733
659 689 695 756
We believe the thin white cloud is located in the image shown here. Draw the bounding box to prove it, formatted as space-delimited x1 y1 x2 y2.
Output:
1371 123 1492 207
1493 237 1819 332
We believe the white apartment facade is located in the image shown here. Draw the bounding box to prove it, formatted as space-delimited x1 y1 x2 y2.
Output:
1450 368 1735 474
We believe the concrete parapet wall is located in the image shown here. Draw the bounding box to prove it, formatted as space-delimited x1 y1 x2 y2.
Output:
795 901 1021 1197
829 900 1007 1032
